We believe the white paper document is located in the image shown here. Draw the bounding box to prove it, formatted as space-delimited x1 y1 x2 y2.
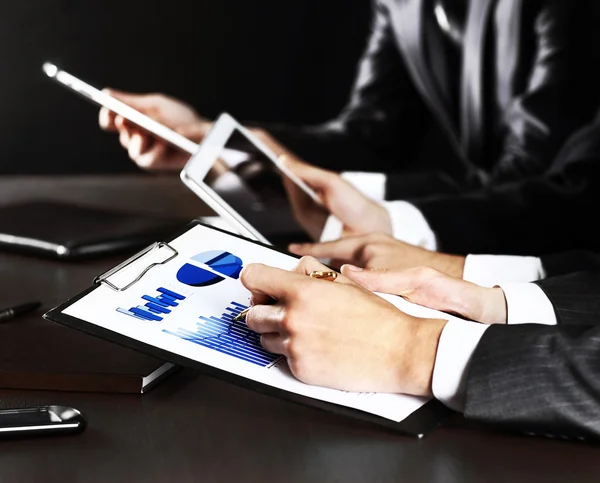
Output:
63 224 460 422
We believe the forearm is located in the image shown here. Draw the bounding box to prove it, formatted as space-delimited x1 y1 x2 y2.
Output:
408 277 556 326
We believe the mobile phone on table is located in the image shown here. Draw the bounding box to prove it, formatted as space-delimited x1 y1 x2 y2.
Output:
0 405 86 437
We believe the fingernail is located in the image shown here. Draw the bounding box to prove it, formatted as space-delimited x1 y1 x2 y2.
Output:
288 244 302 252
343 264 363 272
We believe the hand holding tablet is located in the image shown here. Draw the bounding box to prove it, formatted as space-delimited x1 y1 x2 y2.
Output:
180 113 325 246
180 114 392 246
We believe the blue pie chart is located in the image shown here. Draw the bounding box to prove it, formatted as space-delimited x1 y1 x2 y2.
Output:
176 250 244 287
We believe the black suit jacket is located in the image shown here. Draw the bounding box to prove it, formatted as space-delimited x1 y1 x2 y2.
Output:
465 271 600 440
410 117 600 255
264 0 600 189
541 250 600 279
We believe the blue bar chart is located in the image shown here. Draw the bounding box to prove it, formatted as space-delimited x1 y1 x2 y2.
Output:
116 287 186 321
163 301 279 367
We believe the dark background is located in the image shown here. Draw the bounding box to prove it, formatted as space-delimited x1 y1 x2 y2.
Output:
0 0 371 174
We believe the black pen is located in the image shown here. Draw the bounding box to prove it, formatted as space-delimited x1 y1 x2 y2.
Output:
0 302 42 322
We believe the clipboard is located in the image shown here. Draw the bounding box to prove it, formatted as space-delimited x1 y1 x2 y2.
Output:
44 220 447 437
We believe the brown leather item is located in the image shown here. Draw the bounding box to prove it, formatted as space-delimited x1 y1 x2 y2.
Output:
0 200 187 259
0 317 178 394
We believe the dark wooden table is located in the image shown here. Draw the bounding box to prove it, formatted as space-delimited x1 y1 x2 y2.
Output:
0 175 598 483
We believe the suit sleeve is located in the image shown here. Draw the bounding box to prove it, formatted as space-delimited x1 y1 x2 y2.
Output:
253 1 429 171
533 271 600 326
492 0 600 181
465 323 600 440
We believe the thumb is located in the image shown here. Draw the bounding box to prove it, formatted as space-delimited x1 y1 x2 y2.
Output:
341 265 417 296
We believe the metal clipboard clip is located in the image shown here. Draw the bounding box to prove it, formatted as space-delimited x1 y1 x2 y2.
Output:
94 242 179 292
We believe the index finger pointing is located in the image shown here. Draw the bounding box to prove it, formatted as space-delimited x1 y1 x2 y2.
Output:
289 235 368 261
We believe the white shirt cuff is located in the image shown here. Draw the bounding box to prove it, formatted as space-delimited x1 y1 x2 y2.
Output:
463 255 546 287
382 201 437 251
319 214 343 243
499 283 557 325
432 319 490 412
340 172 386 201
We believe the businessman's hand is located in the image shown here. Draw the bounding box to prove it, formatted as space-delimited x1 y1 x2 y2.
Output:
98 89 211 171
281 157 393 241
240 256 446 396
342 265 508 324
289 232 466 276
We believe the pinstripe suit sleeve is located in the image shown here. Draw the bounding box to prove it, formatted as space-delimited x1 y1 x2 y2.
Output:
465 324 600 440
534 271 600 325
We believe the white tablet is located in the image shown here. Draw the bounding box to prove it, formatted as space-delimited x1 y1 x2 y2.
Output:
181 113 322 247
42 62 199 155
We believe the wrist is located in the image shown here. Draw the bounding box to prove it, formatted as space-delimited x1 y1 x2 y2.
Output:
437 254 466 278
398 317 447 396
472 287 507 324
370 202 393 235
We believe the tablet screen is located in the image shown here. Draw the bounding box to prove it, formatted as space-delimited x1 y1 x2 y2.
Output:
203 130 313 247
